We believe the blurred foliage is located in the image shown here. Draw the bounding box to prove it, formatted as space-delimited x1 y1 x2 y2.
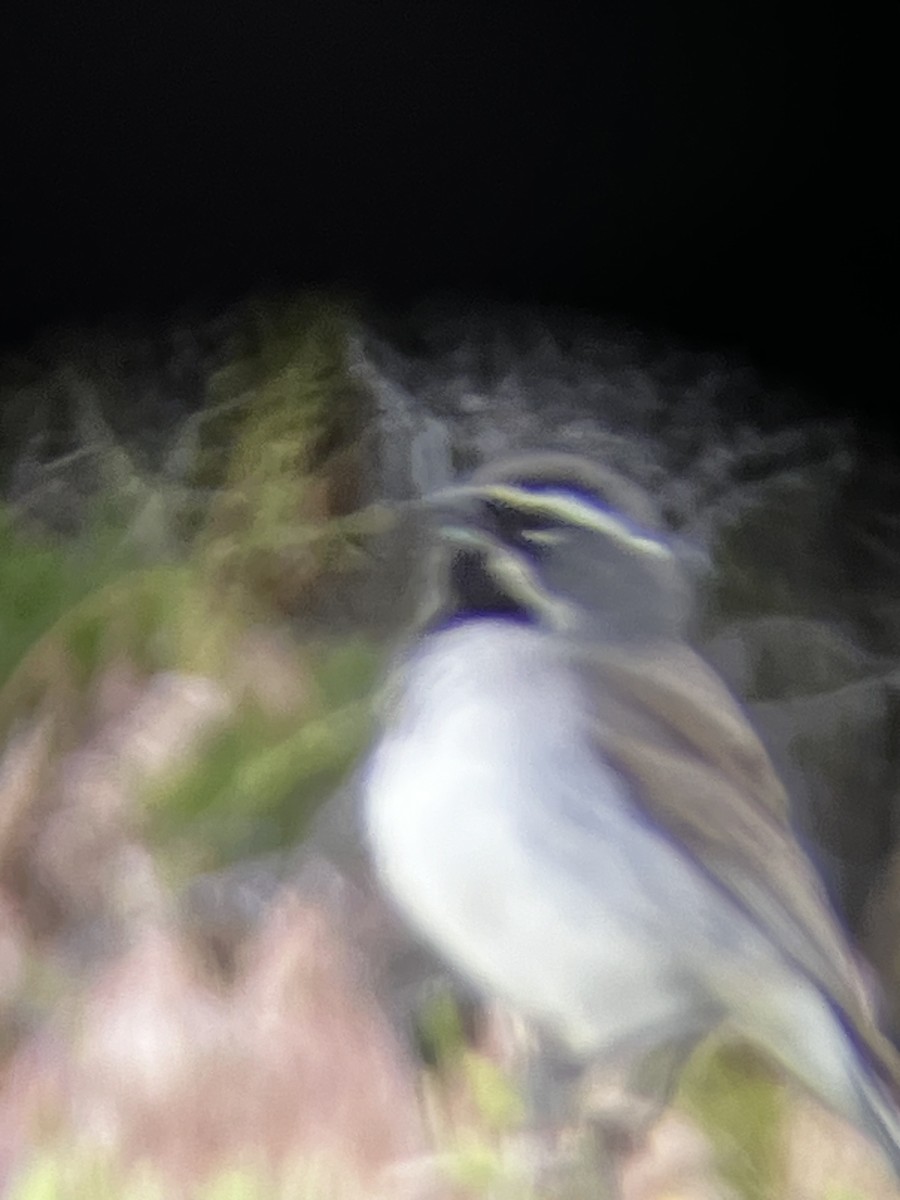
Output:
709 476 846 625
6 1149 377 1200
192 296 375 610
145 641 380 878
677 1039 787 1200
441 1137 536 1198
0 291 383 873
6 1147 548 1200
416 987 472 1069
417 990 525 1136
0 506 146 695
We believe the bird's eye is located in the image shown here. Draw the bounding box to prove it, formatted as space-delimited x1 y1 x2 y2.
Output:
519 528 565 546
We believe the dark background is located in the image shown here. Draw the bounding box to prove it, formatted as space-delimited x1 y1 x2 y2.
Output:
1 3 892 424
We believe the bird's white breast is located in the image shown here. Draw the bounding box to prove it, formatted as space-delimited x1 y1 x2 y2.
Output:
365 620 728 1056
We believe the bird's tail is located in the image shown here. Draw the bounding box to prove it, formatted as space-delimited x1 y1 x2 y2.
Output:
742 982 900 1179
842 1017 900 1177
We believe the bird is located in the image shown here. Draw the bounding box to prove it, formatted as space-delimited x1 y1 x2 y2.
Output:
363 450 900 1186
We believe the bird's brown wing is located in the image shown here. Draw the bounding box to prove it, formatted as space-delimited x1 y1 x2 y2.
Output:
577 638 900 1088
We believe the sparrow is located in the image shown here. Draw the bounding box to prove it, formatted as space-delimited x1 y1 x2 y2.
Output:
364 450 900 1182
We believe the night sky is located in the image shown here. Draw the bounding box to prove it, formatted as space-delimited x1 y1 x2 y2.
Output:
2 3 892 421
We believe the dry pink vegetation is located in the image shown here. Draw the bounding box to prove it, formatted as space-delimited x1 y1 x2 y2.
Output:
2 887 900 1197
0 898 430 1196
0 884 721 1198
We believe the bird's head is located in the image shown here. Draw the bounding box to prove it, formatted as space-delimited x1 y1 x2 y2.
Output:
422 452 693 641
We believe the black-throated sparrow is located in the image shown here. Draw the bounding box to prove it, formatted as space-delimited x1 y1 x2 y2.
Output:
364 451 900 1181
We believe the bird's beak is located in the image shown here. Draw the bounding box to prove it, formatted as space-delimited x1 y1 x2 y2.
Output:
421 484 485 515
420 485 492 545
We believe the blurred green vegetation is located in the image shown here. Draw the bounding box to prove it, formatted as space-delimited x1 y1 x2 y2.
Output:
416 989 525 1136
147 639 381 878
0 293 383 877
677 1039 787 1200
7 1148 548 1200
6 1149 375 1200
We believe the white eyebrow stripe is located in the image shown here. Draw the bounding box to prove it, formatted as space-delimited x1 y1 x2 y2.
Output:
482 484 673 560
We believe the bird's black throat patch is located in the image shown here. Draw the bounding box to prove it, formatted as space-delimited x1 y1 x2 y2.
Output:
427 547 535 631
